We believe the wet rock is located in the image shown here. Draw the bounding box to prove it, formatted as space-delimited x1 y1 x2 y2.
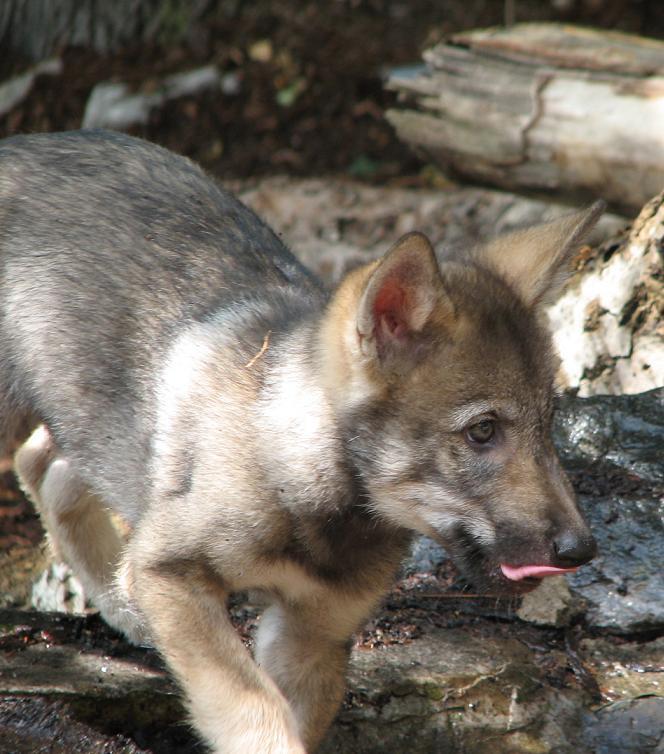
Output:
323 627 663 753
0 609 194 752
582 697 664 754
554 389 664 633
322 626 584 754
579 636 664 701
2 603 660 754
553 388 663 487
0 613 169 700
0 697 146 754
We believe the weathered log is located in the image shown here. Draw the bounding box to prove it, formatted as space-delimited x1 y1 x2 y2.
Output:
387 24 664 215
548 190 663 396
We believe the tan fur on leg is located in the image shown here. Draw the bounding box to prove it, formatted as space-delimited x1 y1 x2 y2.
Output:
129 552 306 754
255 601 351 751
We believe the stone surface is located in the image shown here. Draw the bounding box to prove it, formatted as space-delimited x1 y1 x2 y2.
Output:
580 636 664 701
238 177 623 289
582 697 664 754
516 575 578 627
321 627 585 754
0 698 147 754
0 609 193 752
554 389 664 633
0 611 170 700
1 604 661 754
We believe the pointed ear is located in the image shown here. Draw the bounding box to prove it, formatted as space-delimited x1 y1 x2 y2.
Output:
475 201 605 307
357 232 450 371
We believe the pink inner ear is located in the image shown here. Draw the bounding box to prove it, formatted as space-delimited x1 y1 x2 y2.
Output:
373 280 410 340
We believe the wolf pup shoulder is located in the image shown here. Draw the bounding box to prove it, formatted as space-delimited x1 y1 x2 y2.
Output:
0 130 601 753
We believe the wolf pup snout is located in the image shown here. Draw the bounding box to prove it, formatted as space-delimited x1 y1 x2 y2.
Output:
492 451 598 590
1 129 602 753
498 521 598 589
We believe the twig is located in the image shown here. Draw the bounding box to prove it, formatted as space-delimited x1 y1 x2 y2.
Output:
245 331 271 369
413 592 509 600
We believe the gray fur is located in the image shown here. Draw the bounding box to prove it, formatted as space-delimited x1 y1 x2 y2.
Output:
0 129 322 521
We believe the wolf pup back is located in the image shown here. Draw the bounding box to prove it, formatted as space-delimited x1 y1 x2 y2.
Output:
0 130 601 753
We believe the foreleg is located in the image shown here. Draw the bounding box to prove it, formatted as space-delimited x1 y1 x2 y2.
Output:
127 531 307 754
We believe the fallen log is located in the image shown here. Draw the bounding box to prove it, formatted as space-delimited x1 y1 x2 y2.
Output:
387 24 664 215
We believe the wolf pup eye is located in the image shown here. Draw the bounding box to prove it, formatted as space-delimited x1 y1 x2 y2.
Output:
465 419 496 446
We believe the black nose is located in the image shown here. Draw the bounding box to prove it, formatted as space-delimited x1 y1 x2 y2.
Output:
553 530 597 567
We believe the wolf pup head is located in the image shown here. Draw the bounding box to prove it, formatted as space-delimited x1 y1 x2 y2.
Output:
320 203 604 594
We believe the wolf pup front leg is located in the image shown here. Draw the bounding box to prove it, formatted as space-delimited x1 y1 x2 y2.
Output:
0 130 600 753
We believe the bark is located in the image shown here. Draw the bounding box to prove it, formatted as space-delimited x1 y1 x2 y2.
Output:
0 0 213 63
548 190 664 396
386 23 664 215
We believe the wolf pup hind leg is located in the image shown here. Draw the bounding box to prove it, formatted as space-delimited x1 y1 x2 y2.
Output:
0 129 600 753
14 424 145 643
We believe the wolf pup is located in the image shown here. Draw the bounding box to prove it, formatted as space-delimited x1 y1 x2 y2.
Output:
1 130 599 753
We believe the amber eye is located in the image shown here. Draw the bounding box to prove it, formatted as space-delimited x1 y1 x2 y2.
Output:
466 419 496 445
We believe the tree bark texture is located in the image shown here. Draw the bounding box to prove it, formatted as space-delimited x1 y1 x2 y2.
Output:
0 0 212 64
387 23 664 215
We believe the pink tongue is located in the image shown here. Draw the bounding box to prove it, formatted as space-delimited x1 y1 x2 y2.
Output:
500 563 578 581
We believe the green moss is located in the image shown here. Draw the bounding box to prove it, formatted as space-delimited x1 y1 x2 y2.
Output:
421 682 445 701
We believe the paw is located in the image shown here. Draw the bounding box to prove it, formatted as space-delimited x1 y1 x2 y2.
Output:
14 424 55 504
